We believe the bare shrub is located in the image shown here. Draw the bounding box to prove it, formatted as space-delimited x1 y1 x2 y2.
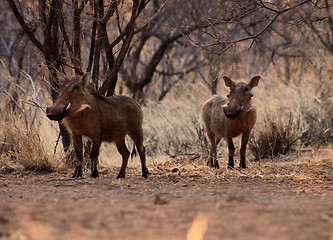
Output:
249 112 302 160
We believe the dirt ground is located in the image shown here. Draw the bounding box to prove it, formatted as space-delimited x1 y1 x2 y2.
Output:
0 149 333 240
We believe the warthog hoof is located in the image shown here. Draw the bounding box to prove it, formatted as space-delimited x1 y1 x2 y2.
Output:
72 165 82 178
207 158 219 169
213 160 219 169
240 158 247 168
207 158 214 168
90 169 99 178
228 157 234 169
239 164 247 169
116 171 126 179
142 167 149 178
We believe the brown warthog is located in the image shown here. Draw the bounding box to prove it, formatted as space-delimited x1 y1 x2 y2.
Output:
46 74 149 179
202 76 260 169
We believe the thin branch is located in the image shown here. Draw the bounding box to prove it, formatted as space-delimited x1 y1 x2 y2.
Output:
102 0 119 24
212 0 312 55
134 0 170 33
21 100 46 114
0 87 24 114
6 0 44 53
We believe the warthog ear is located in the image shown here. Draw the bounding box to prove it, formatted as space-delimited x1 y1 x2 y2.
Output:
81 72 91 87
248 76 261 89
223 76 235 88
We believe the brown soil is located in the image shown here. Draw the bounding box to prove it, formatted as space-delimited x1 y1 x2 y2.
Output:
1 150 333 240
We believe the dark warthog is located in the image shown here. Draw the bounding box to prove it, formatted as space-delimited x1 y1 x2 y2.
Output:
46 74 149 179
202 76 261 169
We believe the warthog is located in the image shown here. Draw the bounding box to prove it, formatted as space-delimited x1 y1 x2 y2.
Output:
46 74 149 179
202 76 261 169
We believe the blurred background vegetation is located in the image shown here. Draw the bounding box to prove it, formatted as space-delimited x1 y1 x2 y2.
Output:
0 0 332 172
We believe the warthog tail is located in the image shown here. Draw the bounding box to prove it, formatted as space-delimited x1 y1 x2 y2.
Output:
131 145 137 159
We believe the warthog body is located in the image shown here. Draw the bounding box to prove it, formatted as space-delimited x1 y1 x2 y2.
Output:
46 74 149 179
202 76 260 169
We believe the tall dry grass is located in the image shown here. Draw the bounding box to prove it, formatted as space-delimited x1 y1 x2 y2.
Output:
142 81 210 157
0 70 63 173
0 120 62 173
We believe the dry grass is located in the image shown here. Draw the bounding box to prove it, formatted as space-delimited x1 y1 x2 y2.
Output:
142 97 207 157
0 118 63 173
140 79 214 157
0 70 63 173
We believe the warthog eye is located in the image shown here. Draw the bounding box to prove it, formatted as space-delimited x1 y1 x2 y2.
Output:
73 85 80 91
244 87 249 92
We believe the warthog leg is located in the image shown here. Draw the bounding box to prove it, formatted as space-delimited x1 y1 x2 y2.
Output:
240 132 250 168
129 131 149 178
138 145 149 178
213 137 221 168
72 164 82 178
72 135 83 178
207 131 220 169
90 140 101 178
116 139 130 179
226 136 235 169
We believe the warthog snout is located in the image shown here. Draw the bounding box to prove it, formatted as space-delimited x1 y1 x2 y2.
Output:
222 101 251 118
222 104 242 119
46 103 70 121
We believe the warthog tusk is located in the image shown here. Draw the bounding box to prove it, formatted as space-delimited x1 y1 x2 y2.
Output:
221 104 228 108
65 103 71 111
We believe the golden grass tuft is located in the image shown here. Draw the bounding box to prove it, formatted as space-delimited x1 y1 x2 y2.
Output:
0 119 63 173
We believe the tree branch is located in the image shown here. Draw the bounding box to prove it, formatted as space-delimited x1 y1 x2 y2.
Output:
99 0 146 96
6 0 44 53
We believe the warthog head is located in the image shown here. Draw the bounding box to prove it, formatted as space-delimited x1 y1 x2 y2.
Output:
46 73 92 121
222 76 261 119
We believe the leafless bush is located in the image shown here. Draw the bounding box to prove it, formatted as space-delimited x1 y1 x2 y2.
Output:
249 112 302 160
